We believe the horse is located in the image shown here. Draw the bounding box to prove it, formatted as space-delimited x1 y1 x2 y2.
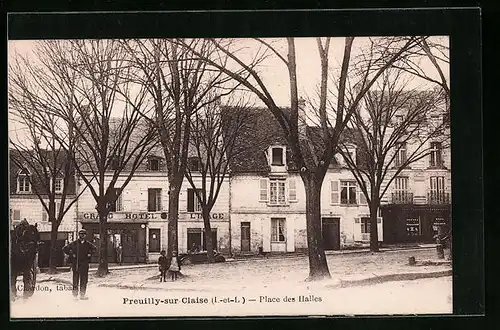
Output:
10 222 41 301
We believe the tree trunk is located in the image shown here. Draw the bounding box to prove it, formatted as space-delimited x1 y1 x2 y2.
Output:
48 218 58 274
303 176 331 280
203 208 214 263
369 200 380 252
166 185 180 265
96 211 109 277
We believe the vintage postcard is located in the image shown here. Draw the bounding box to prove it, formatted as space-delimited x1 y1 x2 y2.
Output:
7 10 481 320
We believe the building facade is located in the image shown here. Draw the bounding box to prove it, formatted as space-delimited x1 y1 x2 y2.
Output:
9 151 77 267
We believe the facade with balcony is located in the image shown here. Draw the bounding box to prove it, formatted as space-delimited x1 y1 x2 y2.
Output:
380 121 451 244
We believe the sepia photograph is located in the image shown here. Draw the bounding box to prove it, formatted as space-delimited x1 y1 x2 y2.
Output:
8 31 457 318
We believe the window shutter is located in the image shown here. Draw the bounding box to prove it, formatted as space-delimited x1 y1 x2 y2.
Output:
42 209 47 222
259 179 268 202
147 189 155 212
289 179 297 201
331 181 339 205
155 189 162 211
14 210 21 221
359 190 367 205
187 189 194 212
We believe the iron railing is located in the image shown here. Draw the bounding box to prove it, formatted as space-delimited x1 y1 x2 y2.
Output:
391 192 414 204
427 192 450 204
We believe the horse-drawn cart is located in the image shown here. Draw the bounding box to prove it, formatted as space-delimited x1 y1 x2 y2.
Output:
10 221 41 301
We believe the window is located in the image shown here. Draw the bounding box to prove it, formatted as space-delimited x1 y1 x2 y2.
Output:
394 142 407 167
288 179 297 201
187 188 203 212
147 188 162 212
430 176 445 194
271 147 284 166
110 156 120 170
430 114 443 128
148 158 160 171
109 188 123 212
430 142 443 167
54 178 63 193
340 181 357 205
12 209 21 221
361 217 371 234
17 175 31 193
271 218 286 242
188 157 200 171
269 179 286 205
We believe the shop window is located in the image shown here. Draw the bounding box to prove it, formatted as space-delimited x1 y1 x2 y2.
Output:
187 188 203 212
148 188 162 212
271 218 286 242
340 181 357 205
406 218 421 237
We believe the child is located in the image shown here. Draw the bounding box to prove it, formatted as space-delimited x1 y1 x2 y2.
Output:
169 251 181 281
158 250 168 282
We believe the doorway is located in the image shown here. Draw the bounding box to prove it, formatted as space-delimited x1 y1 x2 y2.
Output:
148 229 161 253
241 222 251 252
322 217 340 250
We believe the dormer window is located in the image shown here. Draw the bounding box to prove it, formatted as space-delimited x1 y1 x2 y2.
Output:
188 157 200 171
148 158 160 171
110 156 120 170
271 147 284 166
51 177 63 193
17 168 32 193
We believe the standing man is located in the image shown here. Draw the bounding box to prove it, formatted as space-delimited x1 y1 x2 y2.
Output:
116 242 123 265
63 229 96 300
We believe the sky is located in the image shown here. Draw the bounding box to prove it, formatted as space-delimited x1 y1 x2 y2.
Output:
8 37 449 144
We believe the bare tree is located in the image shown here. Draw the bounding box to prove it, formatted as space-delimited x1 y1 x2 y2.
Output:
184 98 254 262
181 37 423 280
9 40 159 276
9 49 91 273
120 39 246 265
338 69 449 251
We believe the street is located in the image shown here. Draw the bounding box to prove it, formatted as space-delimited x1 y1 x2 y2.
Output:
11 249 452 318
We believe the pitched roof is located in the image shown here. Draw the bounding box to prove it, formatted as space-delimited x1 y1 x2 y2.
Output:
221 106 369 174
9 149 77 195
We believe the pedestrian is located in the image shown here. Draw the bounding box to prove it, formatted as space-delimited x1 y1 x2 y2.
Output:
116 243 123 265
169 251 181 281
62 229 96 300
158 250 168 282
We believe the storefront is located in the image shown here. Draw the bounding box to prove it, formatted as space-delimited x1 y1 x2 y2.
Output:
80 212 149 264
380 205 451 244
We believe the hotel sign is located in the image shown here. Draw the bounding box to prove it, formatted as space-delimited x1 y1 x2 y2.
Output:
81 212 164 220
